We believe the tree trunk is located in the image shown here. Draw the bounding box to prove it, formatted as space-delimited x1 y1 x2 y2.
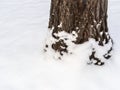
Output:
45 0 113 66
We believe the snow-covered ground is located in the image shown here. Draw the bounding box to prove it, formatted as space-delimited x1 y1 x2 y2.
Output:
0 0 120 90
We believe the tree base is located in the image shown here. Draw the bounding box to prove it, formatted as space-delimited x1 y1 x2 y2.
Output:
44 30 113 66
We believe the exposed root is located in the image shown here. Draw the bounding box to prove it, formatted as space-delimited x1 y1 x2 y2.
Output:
52 39 68 56
89 50 104 66
103 47 112 59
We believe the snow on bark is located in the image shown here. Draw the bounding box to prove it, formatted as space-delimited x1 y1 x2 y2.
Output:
44 29 113 66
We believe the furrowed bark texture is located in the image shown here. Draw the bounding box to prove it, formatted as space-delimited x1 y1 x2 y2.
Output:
46 0 113 66
49 0 110 45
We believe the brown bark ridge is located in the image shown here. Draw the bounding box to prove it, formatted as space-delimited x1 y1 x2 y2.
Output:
45 0 113 66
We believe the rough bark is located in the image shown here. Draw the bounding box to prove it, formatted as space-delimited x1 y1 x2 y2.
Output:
45 0 113 66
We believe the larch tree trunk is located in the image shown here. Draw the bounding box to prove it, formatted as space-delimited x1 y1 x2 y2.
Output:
45 0 113 66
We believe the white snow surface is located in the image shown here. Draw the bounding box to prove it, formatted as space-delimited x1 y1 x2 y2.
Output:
0 0 120 90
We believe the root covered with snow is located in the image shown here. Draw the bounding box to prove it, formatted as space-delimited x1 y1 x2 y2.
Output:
44 30 113 66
